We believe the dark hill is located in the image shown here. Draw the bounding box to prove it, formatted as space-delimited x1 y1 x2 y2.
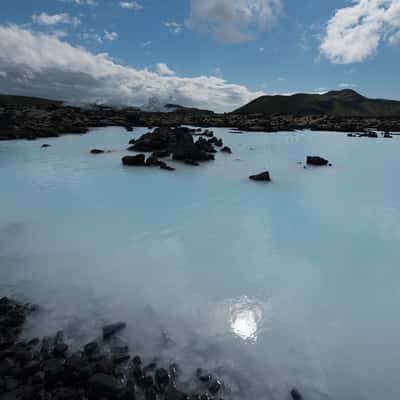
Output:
0 94 62 107
234 90 400 117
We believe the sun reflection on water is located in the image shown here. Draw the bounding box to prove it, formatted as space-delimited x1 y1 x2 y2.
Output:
229 296 263 343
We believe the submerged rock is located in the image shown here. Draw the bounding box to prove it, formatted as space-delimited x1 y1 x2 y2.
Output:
90 149 105 154
249 171 271 182
306 156 329 166
41 144 51 148
220 146 232 154
122 155 146 167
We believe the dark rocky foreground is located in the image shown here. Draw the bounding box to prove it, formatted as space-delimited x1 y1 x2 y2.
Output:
0 296 304 400
1 100 400 141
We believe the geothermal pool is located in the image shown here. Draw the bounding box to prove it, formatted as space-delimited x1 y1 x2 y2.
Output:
1 127 399 399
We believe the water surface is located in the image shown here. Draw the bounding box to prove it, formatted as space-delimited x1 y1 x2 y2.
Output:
1 127 400 399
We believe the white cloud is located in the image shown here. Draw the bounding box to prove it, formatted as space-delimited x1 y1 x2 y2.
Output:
104 31 119 41
388 30 400 44
164 22 183 34
119 1 142 10
0 25 263 112
321 0 400 64
59 0 97 5
32 13 80 27
82 30 119 44
186 0 283 43
155 63 175 76
259 47 265 52
339 82 358 88
82 32 104 44
140 41 152 47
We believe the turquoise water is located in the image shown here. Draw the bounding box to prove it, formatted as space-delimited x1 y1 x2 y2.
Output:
1 127 400 399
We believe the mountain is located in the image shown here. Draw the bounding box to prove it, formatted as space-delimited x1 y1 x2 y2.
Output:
164 104 214 115
0 94 62 107
233 90 400 117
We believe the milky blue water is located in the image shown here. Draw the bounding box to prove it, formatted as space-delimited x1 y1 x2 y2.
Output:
1 127 400 399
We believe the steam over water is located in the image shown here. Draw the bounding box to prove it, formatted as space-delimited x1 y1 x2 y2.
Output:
1 127 400 399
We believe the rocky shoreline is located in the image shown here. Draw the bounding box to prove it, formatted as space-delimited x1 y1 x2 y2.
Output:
0 296 304 400
1 101 400 141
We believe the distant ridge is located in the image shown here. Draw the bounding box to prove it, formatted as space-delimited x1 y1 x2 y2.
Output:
0 94 62 107
233 90 400 117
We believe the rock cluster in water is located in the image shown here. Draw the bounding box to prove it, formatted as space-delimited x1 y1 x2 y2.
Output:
121 127 231 171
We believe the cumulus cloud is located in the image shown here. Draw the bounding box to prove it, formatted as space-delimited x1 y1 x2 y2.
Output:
186 0 283 43
321 0 400 64
155 63 175 76
164 22 183 34
0 25 263 112
32 13 80 27
119 1 142 10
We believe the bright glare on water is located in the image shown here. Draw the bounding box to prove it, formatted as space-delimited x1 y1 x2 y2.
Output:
1 127 400 399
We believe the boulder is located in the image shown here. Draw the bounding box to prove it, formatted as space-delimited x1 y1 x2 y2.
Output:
53 343 68 358
88 373 122 398
103 322 127 339
122 155 146 167
249 171 271 182
165 388 187 400
84 342 99 357
155 368 170 388
195 137 217 153
306 156 329 166
41 144 51 148
111 346 130 364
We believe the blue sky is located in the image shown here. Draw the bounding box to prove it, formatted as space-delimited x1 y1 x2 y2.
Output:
0 0 399 111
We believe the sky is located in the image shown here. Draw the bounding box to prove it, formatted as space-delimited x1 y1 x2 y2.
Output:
0 0 399 112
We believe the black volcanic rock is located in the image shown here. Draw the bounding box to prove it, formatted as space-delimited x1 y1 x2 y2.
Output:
221 146 232 153
290 388 303 400
306 156 329 166
249 171 271 182
122 155 146 167
102 322 127 338
90 149 105 154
